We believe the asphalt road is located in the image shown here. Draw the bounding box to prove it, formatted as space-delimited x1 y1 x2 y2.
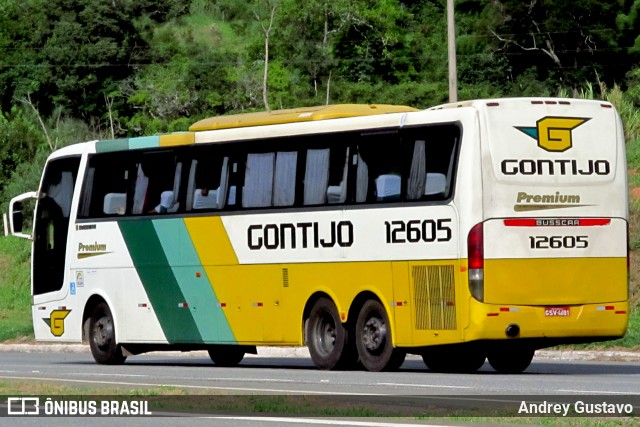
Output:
0 348 638 426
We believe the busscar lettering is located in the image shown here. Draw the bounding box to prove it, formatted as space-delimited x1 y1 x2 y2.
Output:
501 159 610 176
248 221 354 250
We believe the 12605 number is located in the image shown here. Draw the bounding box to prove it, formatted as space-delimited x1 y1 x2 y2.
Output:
529 235 588 249
385 219 452 244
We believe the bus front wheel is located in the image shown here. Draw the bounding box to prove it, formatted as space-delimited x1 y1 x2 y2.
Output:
487 347 534 374
307 297 349 370
355 300 405 372
89 302 126 365
208 346 245 367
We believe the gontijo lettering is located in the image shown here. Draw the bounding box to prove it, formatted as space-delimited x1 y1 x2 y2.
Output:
501 159 610 176
248 221 354 250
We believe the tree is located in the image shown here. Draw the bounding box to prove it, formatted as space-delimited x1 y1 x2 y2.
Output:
253 1 279 112
484 0 627 91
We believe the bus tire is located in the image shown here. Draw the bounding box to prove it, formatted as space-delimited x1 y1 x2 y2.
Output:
355 300 405 372
89 302 126 365
422 347 486 373
208 346 245 367
488 347 534 374
307 297 348 370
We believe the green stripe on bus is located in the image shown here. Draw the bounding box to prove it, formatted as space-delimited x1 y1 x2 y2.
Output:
118 220 203 343
95 138 130 153
152 218 237 343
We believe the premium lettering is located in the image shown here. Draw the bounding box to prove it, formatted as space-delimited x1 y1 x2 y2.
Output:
78 242 107 252
516 191 580 204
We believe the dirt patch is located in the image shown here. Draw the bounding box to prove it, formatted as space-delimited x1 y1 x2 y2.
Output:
631 187 640 199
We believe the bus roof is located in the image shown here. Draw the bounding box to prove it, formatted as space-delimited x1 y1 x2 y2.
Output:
189 104 418 131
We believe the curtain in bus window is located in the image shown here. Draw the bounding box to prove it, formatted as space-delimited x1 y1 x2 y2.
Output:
243 152 274 208
79 167 95 217
304 148 329 205
168 162 182 211
273 151 297 206
445 137 458 196
407 140 426 200
186 159 197 211
356 153 369 203
217 156 230 209
132 164 149 214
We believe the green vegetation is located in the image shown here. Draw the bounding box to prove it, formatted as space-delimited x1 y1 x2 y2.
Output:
0 237 32 341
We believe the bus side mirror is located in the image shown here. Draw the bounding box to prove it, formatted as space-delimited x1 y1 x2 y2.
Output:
12 204 23 233
9 191 37 240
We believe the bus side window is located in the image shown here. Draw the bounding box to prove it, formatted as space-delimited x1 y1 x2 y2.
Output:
405 124 460 202
241 149 298 209
186 148 229 211
356 133 402 203
133 151 180 215
326 146 349 204
82 154 131 217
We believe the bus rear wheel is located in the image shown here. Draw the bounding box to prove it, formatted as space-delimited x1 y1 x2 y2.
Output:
422 347 486 373
89 302 126 365
208 346 245 367
307 297 352 370
487 347 534 374
355 300 405 372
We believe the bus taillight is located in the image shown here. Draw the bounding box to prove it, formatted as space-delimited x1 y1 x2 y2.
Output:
468 222 484 302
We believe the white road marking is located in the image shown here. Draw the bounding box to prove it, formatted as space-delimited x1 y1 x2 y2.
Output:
67 372 148 377
376 382 472 389
202 377 294 383
557 389 640 395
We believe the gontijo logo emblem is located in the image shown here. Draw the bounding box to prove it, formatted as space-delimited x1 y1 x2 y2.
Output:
43 309 71 336
516 117 590 152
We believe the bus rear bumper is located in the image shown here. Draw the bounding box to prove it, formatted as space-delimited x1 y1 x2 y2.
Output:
464 299 629 343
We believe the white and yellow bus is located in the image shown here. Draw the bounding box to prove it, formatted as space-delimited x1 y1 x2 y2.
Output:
10 99 629 373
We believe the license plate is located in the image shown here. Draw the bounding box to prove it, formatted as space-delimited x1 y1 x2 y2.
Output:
545 306 570 317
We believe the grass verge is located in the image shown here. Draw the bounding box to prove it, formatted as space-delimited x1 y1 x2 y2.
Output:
0 237 32 341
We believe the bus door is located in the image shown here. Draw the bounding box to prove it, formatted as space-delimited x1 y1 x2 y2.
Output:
32 156 81 302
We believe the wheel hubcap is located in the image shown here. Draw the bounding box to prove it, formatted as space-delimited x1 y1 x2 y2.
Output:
317 313 336 355
93 316 112 349
362 316 386 352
